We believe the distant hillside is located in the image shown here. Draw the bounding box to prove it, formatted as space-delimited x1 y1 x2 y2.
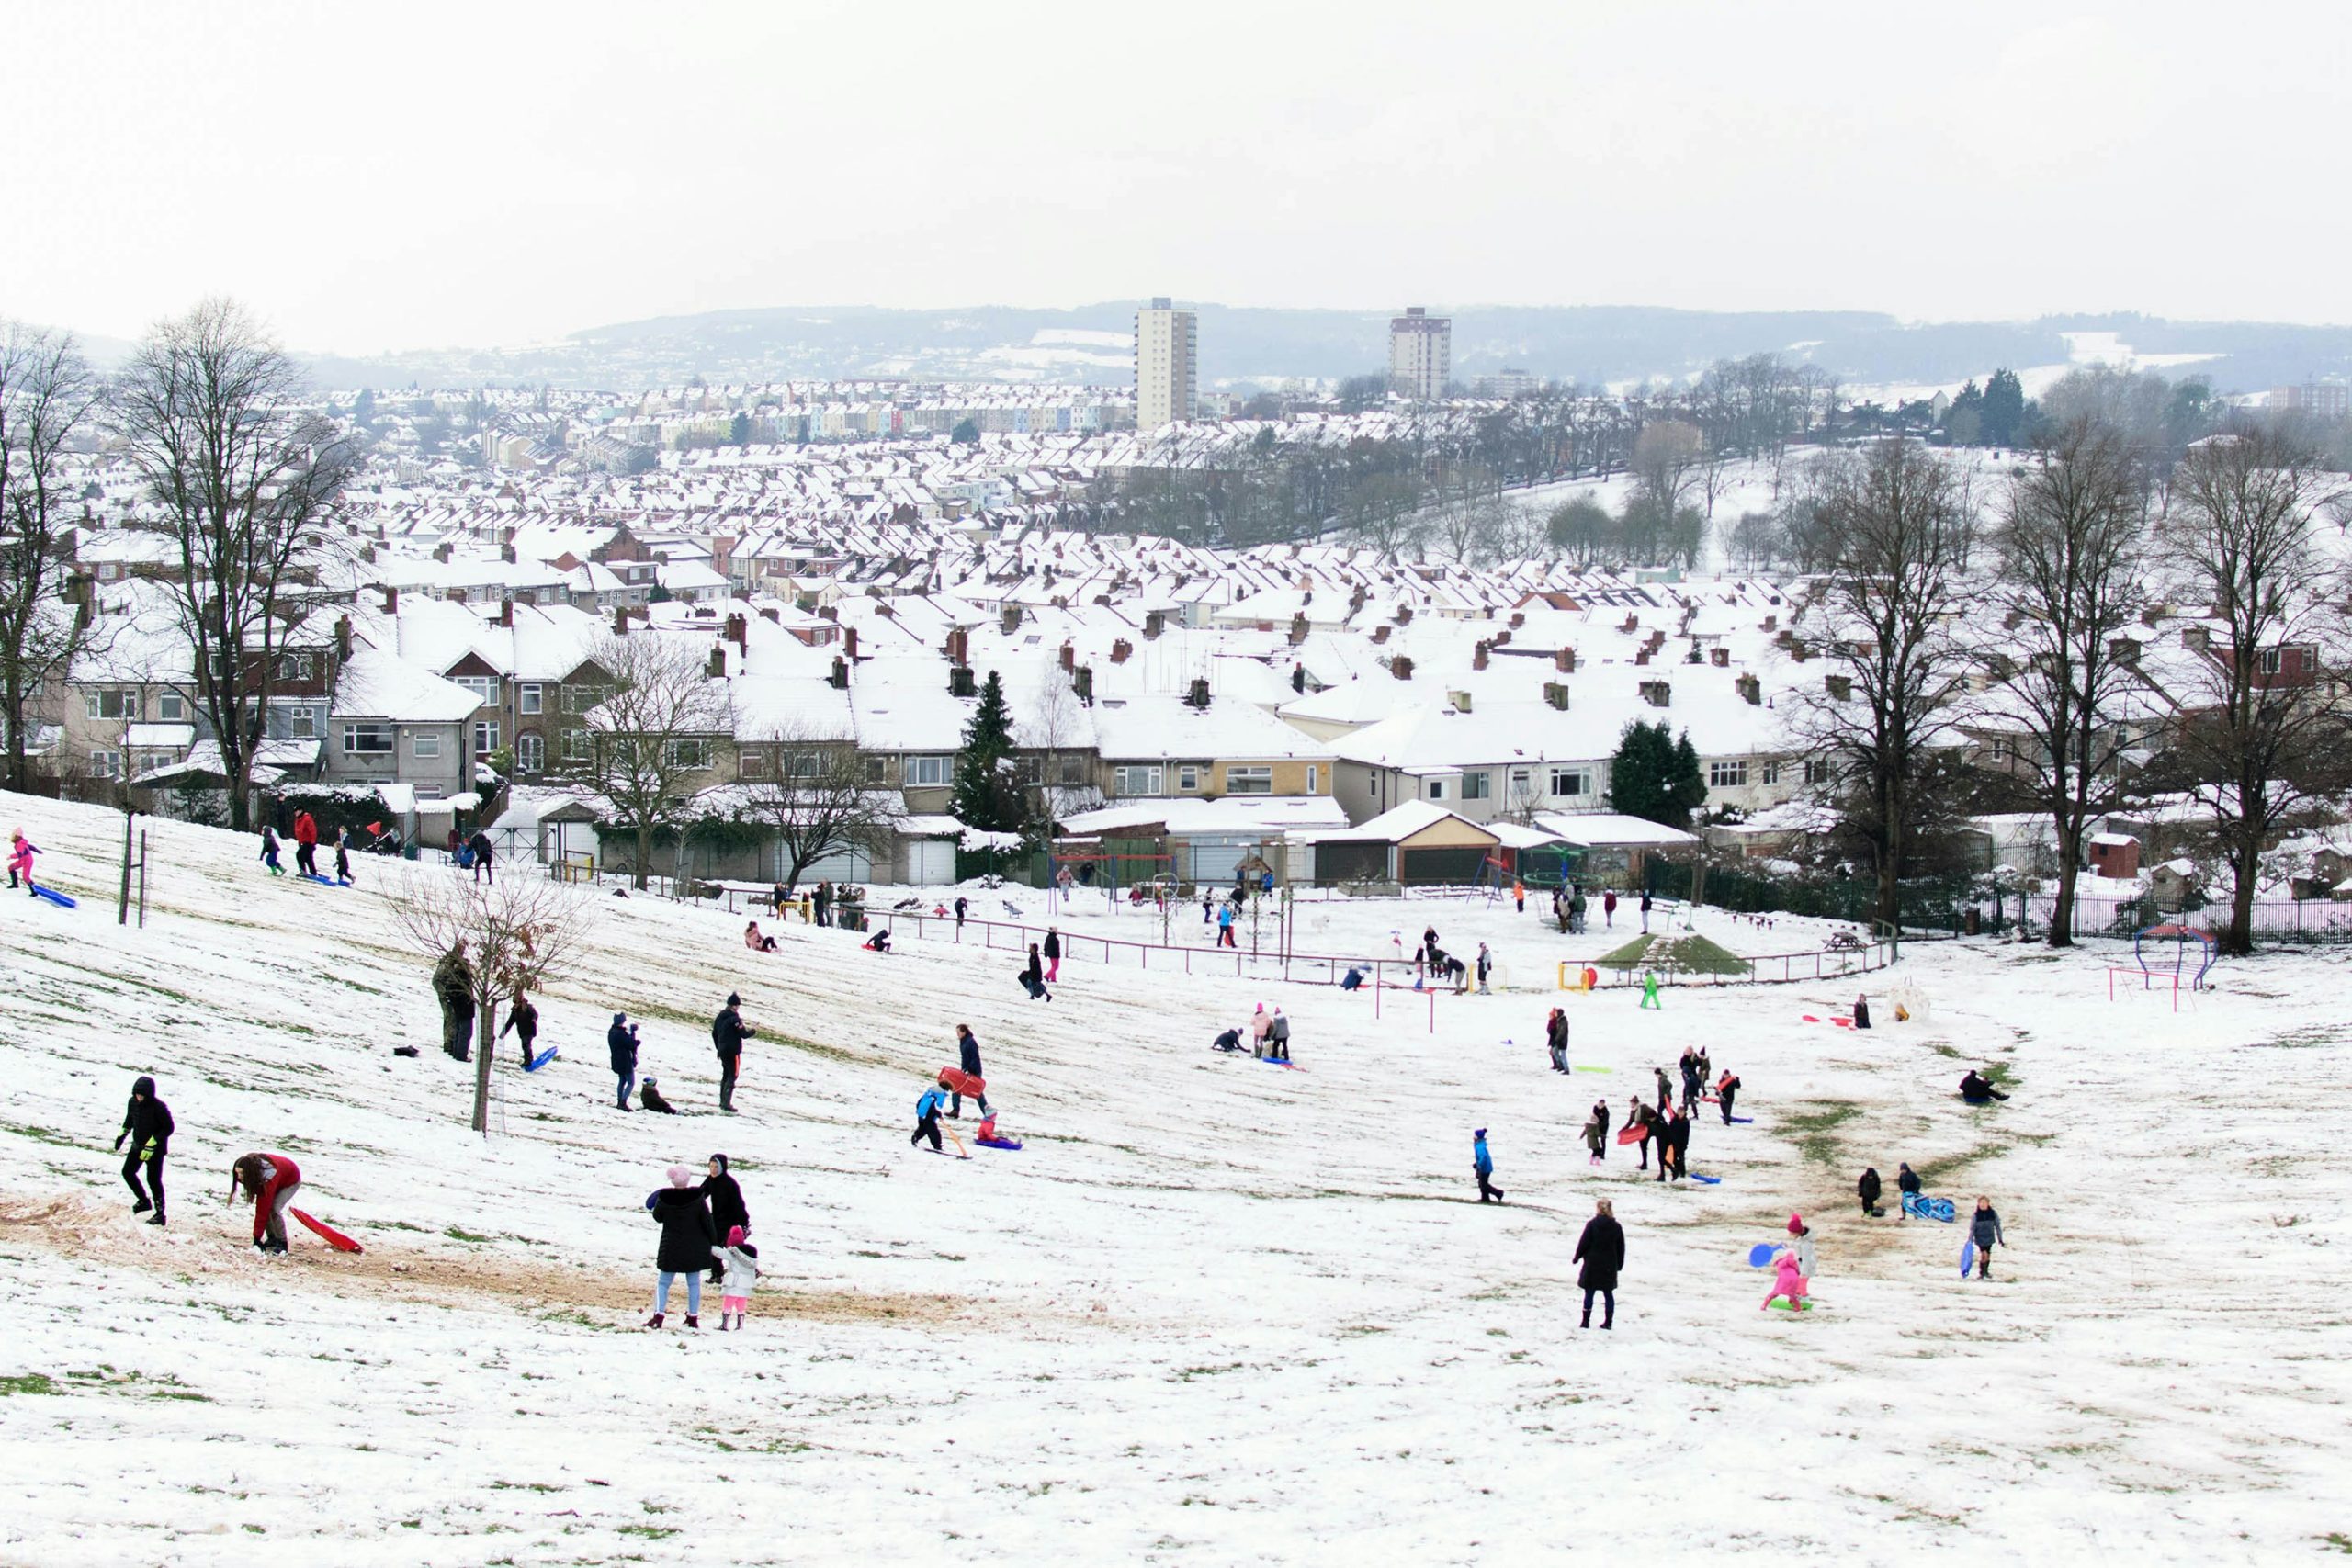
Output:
297 305 2352 397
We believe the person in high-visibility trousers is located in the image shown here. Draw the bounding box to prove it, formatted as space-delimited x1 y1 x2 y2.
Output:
1639 971 1663 1010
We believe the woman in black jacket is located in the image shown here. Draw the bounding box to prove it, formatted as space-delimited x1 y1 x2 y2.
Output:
702 1154 748 1285
1896 1163 1922 1218
1574 1198 1625 1329
1858 1167 1883 1216
1020 944 1051 1000
113 1075 174 1224
646 1166 716 1329
1970 1198 2005 1279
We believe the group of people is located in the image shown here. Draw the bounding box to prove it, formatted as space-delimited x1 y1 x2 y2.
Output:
257 812 361 884
644 1156 759 1329
1209 1002 1292 1061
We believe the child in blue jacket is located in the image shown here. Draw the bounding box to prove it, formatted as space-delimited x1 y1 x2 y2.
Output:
1474 1129 1504 1204
911 1076 951 1151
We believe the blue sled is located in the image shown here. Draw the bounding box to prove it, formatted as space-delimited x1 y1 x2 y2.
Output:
1747 1242 1778 1268
1689 1173 1722 1184
30 886 76 909
1727 1116 1755 1124
976 1136 1023 1151
301 873 338 886
524 1046 560 1073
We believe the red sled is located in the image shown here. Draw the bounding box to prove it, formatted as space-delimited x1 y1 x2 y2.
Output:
1615 1126 1645 1145
290 1208 363 1254
937 1067 986 1097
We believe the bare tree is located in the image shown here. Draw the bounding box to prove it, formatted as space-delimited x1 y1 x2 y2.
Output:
383 863 595 1134
1793 438 1977 927
578 631 732 888
2151 426 2350 955
1983 418 2152 945
741 716 902 893
0 323 103 791
114 299 356 829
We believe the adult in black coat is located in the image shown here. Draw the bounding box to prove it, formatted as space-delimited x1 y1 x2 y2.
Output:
646 1168 716 1328
1859 1167 1883 1216
1896 1163 1922 1219
703 1154 749 1284
1662 1108 1690 1182
608 1013 639 1111
1853 994 1871 1030
711 993 755 1114
951 1023 990 1118
1573 1198 1626 1329
500 990 539 1063
113 1074 174 1224
1960 1069 2009 1104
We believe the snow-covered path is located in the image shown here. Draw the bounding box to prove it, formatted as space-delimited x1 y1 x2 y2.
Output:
2 792 2346 1562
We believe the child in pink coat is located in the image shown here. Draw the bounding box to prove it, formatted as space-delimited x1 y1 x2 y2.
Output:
1762 1249 1809 1312
7 829 37 895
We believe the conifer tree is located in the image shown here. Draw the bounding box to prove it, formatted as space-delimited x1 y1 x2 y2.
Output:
950 670 1029 832
1607 719 1707 829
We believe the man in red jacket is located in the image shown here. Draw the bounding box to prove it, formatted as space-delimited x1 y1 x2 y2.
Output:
229 1153 302 1252
291 811 320 878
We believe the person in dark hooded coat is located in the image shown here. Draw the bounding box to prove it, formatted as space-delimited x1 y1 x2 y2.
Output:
645 1166 716 1329
1859 1167 1883 1216
703 1154 748 1285
1574 1197 1626 1329
113 1075 174 1224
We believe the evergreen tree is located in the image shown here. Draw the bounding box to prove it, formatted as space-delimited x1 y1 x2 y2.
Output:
951 418 980 445
729 412 752 446
1982 368 2026 446
950 670 1028 832
1607 719 1708 829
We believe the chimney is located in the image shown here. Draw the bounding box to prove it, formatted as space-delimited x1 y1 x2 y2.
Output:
1789 639 1808 662
382 586 399 616
1371 625 1391 645
1634 648 1652 666
1711 647 1729 668
707 644 727 678
758 606 780 623
818 604 838 622
1451 690 1473 713
1736 673 1761 705
1074 664 1094 705
1544 682 1571 711
1059 641 1075 674
1187 676 1211 708
844 626 859 660
1639 679 1671 708
358 542 377 563
1472 641 1489 671
1288 614 1309 646
1492 629 1510 647
433 541 452 563
334 615 354 662
1762 615 1777 631
1826 674 1852 701
1001 604 1023 634
1555 646 1577 672
1396 604 1414 625
499 598 514 628
946 627 968 666
1143 610 1165 640
1391 655 1415 681
828 656 848 689
501 542 517 564
1109 638 1132 665
1510 612 1525 628
950 666 977 697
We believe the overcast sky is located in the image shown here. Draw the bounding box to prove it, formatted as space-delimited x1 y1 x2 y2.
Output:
4 1 2341 355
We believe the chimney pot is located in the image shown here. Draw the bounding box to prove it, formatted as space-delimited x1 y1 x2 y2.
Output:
1391 655 1415 682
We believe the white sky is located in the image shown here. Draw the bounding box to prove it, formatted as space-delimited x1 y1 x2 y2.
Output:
5 1 2344 355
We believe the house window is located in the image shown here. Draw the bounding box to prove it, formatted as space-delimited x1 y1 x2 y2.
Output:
287 705 319 739
277 652 313 682
865 754 889 784
664 738 711 770
1426 777 1447 801
454 675 500 705
906 754 953 787
1549 767 1590 797
1225 765 1272 795
1461 770 1491 800
137 751 174 775
516 733 544 774
563 685 607 714
157 691 186 721
1709 760 1748 789
1307 765 1318 794
1804 758 1833 786
1114 764 1165 795
1058 754 1084 786
85 689 137 721
784 750 823 780
474 721 500 755
2257 647 2283 675
1761 761 1782 786
519 683 544 716
413 734 441 759
739 748 771 779
562 728 592 761
89 749 119 779
1178 764 1200 792
343 723 393 755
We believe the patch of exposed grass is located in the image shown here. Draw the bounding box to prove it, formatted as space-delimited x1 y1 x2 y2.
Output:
1781 1100 1861 1167
0 1373 59 1396
0 1122 83 1150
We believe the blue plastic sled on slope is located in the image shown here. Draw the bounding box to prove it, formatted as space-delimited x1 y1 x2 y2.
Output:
1726 1116 1754 1124
30 886 75 908
977 1135 1023 1151
1903 1193 1957 1223
1689 1173 1722 1185
1959 1239 1976 1278
1747 1243 1778 1268
301 873 339 887
523 1046 560 1073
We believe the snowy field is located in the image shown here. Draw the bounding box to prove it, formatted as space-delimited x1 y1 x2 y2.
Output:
4 791 2349 1564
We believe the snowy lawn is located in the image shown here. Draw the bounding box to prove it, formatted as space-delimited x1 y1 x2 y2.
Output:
2 791 2347 1562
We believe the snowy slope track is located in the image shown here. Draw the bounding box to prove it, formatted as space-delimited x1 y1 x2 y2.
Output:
3 791 2350 1562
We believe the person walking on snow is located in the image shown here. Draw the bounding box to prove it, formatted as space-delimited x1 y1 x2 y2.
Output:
1679 1048 1702 1114
1716 1068 1741 1124
291 810 320 877
1602 890 1618 929
717 1224 759 1332
1639 889 1654 932
259 822 285 876
954 895 968 931
468 829 494 885
1663 1104 1690 1181
703 1154 748 1287
6 828 37 892
1476 942 1492 993
334 827 355 886
1268 1007 1291 1062
1778 1213 1817 1280
951 1024 989 1117
1639 971 1663 1010
1043 926 1062 983
114 1075 174 1225
500 988 539 1065
1546 1007 1571 1073
911 1076 952 1152
1020 944 1052 1000
711 993 755 1114
1897 1162 1921 1218
1628 1097 1654 1171
608 1013 639 1110
1970 1197 2005 1279
227 1153 302 1253
1216 901 1237 948
645 1166 716 1328
1473 1129 1503 1203
1581 1107 1608 1165
1858 1167 1883 1216
1512 878 1525 913
1574 1198 1625 1328
434 941 475 1061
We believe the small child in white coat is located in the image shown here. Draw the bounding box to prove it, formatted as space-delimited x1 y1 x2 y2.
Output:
718 1224 759 1331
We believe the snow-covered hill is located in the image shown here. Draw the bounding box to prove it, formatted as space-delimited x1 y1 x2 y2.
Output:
3 791 2346 1562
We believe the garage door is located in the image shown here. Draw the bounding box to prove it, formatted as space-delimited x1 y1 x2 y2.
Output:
798 846 874 884
1187 837 1254 887
907 839 956 886
1399 846 1489 886
1315 840 1391 885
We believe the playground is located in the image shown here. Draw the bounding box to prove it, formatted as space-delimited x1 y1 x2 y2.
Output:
0 789 2346 1564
